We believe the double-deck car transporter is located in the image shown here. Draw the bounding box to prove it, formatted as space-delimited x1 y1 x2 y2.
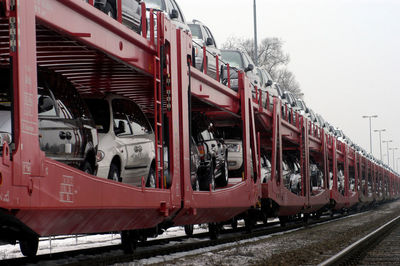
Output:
0 0 398 257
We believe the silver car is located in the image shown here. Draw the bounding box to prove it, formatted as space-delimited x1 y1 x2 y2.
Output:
188 20 221 79
84 94 156 187
220 49 258 92
143 0 191 33
94 0 142 33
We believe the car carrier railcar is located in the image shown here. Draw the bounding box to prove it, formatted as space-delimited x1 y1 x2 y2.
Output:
0 0 398 257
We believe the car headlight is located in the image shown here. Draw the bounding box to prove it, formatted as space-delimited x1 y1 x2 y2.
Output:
0 132 11 145
96 150 105 162
227 143 240 152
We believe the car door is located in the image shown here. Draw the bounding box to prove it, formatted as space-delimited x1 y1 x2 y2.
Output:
126 100 154 179
111 99 139 177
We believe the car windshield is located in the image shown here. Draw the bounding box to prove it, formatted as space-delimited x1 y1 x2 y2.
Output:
295 99 305 110
221 50 244 69
188 24 202 39
85 98 110 133
143 0 164 10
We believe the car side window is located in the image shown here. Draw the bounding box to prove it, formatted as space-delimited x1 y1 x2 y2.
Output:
127 101 153 135
38 88 57 117
170 0 185 23
57 99 74 119
200 130 211 141
112 99 133 136
165 0 175 18
204 26 216 48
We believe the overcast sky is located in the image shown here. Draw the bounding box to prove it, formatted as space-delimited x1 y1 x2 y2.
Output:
179 0 400 167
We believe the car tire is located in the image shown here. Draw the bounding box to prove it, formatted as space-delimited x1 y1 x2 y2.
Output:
81 161 94 175
200 163 215 191
103 2 116 19
146 166 156 188
184 224 194 237
216 156 229 187
108 163 121 182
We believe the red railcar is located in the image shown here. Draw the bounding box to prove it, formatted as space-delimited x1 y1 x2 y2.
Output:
0 0 398 257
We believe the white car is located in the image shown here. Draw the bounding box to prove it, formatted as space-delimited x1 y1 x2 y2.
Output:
225 139 243 175
85 94 156 187
188 20 221 79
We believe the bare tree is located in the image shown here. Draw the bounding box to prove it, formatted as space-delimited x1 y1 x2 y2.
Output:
222 36 301 96
275 68 302 99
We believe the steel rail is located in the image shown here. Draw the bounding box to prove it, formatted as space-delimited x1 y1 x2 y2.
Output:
319 215 400 266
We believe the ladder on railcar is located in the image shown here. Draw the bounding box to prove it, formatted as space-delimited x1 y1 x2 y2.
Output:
153 13 164 189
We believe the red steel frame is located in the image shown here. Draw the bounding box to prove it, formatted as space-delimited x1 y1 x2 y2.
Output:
0 0 398 243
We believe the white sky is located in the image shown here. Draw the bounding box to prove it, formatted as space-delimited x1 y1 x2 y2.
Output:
179 0 400 167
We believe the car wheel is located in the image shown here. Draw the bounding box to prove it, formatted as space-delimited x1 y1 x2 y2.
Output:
200 163 215 191
108 163 121 182
19 236 39 257
146 167 156 188
184 224 194 237
216 156 229 187
81 161 94 175
103 2 116 19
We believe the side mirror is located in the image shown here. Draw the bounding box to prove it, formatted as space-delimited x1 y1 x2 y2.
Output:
206 37 214 46
265 79 273 87
170 9 178 19
38 96 54 113
244 64 254 72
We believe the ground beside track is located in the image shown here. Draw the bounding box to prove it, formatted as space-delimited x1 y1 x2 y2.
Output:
131 201 400 266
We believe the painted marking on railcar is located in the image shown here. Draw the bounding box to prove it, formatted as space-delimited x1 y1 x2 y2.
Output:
22 161 31 175
59 175 74 203
0 190 10 202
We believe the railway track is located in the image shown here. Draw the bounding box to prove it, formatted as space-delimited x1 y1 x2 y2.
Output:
319 215 400 265
0 213 359 266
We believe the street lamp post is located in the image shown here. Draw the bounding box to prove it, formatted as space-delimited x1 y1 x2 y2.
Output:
253 0 258 66
382 140 393 165
389 147 398 169
362 115 378 154
374 129 386 160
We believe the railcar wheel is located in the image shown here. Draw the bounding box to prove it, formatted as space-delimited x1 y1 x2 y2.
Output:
245 215 255 233
19 236 39 257
279 216 288 227
231 217 238 230
208 222 219 240
121 230 137 254
184 224 194 237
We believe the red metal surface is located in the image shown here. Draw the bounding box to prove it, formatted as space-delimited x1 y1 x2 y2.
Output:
0 0 398 243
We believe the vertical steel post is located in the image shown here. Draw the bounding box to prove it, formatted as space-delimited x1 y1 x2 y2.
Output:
253 0 258 65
